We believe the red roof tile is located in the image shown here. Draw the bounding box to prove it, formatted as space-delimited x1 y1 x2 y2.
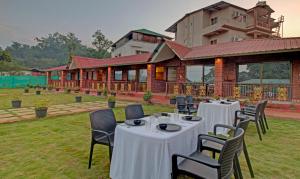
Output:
164 39 191 59
184 37 300 60
71 53 151 69
44 65 67 71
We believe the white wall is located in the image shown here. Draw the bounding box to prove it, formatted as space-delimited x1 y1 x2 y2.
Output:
111 40 159 57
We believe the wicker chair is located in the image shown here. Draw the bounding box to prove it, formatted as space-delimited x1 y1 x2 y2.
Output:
172 128 245 179
125 104 148 120
186 96 198 114
176 96 188 114
88 109 117 169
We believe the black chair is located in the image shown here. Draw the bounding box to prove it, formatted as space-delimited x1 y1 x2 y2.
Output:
176 96 188 114
235 102 264 140
125 104 148 120
244 100 269 132
88 109 117 169
186 96 198 114
202 119 254 178
172 128 245 179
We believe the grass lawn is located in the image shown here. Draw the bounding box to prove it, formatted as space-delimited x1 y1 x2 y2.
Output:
0 104 299 178
0 88 103 109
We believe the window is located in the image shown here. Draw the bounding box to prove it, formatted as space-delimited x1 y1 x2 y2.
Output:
128 70 136 81
167 67 177 82
186 65 215 83
136 50 149 54
92 71 97 80
155 67 165 80
211 17 218 25
114 70 122 81
238 62 290 84
139 69 147 82
210 39 217 45
67 73 72 80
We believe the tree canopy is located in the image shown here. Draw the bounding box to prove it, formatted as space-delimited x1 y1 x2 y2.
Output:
5 31 112 69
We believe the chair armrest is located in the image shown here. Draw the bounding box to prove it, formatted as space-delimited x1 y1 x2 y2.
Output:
172 154 220 168
245 105 256 108
213 124 236 135
143 114 150 117
116 121 124 123
198 134 226 146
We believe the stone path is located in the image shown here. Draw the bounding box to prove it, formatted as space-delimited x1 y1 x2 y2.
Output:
0 101 134 124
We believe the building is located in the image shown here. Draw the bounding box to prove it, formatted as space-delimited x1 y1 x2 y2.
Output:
111 29 172 57
166 1 283 47
45 1 300 103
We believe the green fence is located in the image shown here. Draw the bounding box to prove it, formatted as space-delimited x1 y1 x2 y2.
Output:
0 76 47 88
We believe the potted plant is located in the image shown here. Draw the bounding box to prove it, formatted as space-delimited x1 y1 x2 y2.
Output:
103 88 108 97
35 99 49 118
143 91 152 104
11 95 22 108
108 96 116 108
24 87 29 93
36 90 41 95
110 90 116 96
74 87 80 93
42 86 46 90
169 95 176 105
75 96 82 103
97 90 102 96
85 90 90 95
47 86 53 91
65 88 71 94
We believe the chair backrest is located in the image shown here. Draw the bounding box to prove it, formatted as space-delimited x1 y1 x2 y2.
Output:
234 119 250 153
176 96 186 105
125 104 145 120
186 96 193 104
218 128 245 178
261 100 268 114
89 109 117 139
253 102 263 119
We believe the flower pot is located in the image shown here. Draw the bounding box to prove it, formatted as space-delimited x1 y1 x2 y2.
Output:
170 98 176 105
24 89 29 93
47 87 52 91
75 96 82 103
12 100 22 108
111 92 116 96
43 87 46 90
97 91 102 96
66 89 71 94
108 101 116 108
36 91 41 95
35 107 48 118
56 88 60 92
85 91 90 95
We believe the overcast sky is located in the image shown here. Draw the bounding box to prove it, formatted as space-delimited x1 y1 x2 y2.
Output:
1 0 300 48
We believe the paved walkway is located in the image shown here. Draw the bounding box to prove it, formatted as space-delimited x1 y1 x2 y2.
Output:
0 101 134 124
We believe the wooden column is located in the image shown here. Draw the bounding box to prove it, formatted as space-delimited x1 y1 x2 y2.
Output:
107 66 112 92
60 70 66 88
79 69 84 90
292 60 300 101
147 64 155 92
214 58 224 97
46 71 51 86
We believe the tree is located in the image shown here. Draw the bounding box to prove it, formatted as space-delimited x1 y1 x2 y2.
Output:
63 32 82 63
92 30 113 52
0 50 13 62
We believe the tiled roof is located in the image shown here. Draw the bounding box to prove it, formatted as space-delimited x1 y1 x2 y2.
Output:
164 39 191 59
71 53 151 69
184 37 300 60
44 65 68 71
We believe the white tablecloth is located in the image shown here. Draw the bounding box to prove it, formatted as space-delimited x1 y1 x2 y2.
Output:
110 115 204 179
196 100 240 134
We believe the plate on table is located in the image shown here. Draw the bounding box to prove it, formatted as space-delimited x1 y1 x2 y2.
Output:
226 99 236 102
156 123 181 132
125 119 146 126
220 101 231 105
182 116 202 121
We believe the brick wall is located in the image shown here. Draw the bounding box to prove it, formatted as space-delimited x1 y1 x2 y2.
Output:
292 59 300 100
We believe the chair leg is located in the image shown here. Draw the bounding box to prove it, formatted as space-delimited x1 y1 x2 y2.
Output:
255 120 262 141
259 117 266 134
243 141 254 178
233 157 241 179
88 141 94 169
109 146 113 161
263 113 269 130
236 156 243 179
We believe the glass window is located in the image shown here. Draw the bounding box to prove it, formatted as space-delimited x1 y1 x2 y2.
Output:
211 17 218 25
238 63 261 84
238 62 290 84
139 69 147 82
128 70 136 81
262 62 290 84
204 65 215 84
66 73 71 80
114 70 122 81
167 67 177 82
186 65 203 83
155 67 165 80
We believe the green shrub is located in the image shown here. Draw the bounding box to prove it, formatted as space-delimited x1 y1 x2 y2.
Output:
35 99 49 110
143 91 152 102
107 96 116 102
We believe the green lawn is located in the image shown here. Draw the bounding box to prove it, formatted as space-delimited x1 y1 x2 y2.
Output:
0 88 103 109
0 104 299 178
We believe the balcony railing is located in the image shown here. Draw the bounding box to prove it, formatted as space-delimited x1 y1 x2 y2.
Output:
165 82 214 97
64 80 80 88
49 80 61 88
83 80 107 90
111 81 147 93
223 82 294 101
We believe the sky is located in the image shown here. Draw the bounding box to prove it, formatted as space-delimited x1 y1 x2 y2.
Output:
1 0 300 48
